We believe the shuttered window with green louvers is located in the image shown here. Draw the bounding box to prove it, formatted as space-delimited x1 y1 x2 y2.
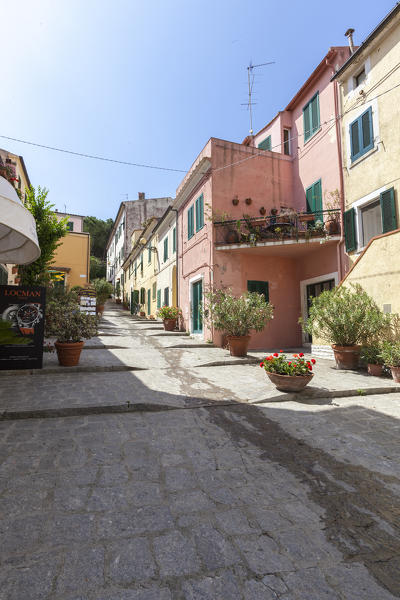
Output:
188 205 194 239
303 93 320 142
157 289 161 309
247 280 269 303
344 208 356 252
257 136 271 151
380 188 397 234
350 107 374 161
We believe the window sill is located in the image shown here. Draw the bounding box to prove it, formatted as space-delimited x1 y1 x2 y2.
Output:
303 127 321 146
349 145 378 169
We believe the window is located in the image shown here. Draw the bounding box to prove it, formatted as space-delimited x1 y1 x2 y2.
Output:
140 287 146 304
195 194 204 232
157 289 161 309
0 265 7 285
163 237 168 262
283 129 291 155
354 68 366 88
148 246 152 263
350 107 374 162
247 280 269 303
152 282 156 300
164 287 169 306
344 187 397 252
187 205 194 239
303 92 320 142
134 262 137 279
67 221 74 231
258 136 271 151
140 254 143 275
305 179 323 219
173 227 176 253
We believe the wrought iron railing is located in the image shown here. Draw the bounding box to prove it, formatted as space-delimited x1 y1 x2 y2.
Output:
214 209 341 246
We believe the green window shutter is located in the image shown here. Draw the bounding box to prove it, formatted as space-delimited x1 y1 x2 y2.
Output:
157 289 161 309
173 227 176 253
380 187 397 233
303 93 319 142
132 289 139 305
140 287 145 304
258 136 271 151
350 120 360 159
164 287 169 306
164 237 168 261
148 246 152 263
313 179 322 220
306 186 313 213
152 282 156 300
361 109 372 149
350 108 374 161
188 205 194 239
344 208 357 252
247 280 269 303
196 194 204 231
67 221 74 231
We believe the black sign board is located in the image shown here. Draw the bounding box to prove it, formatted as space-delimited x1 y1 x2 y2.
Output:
0 285 46 370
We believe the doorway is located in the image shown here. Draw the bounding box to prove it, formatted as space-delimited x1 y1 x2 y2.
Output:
192 279 203 334
306 278 335 342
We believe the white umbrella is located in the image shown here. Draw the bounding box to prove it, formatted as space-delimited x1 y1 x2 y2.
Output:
0 176 40 264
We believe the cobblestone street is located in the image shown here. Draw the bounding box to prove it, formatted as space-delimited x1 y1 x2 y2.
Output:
0 306 400 599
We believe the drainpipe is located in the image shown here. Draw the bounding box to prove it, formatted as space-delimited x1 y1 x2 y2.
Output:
327 54 346 281
171 208 179 308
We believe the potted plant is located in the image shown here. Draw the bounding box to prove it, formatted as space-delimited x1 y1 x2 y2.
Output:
380 341 400 382
361 344 384 376
115 281 122 304
301 284 390 369
260 351 316 392
204 288 274 356
92 278 113 315
45 290 98 366
157 305 182 331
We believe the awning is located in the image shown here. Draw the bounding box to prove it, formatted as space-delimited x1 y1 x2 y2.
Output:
0 176 40 265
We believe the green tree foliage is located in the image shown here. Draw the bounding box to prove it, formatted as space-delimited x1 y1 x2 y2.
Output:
90 256 106 280
18 186 68 286
83 216 113 259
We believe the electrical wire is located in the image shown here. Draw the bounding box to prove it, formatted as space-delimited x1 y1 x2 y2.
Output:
1 68 400 178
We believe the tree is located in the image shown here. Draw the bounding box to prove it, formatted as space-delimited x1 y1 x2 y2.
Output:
90 256 106 280
83 216 113 260
19 186 68 286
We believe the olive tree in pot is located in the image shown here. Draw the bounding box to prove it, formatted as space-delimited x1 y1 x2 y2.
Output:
380 341 400 382
45 289 98 366
204 288 274 357
92 278 113 315
301 284 389 370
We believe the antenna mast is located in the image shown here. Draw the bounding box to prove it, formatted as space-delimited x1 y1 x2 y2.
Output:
246 60 275 135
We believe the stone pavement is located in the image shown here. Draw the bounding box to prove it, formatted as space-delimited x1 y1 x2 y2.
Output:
0 304 399 599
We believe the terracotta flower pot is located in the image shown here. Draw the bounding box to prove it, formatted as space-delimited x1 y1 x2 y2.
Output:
326 219 340 235
225 230 239 244
367 363 383 377
227 335 251 357
266 372 314 392
163 318 176 331
140 311 146 317
390 366 400 383
332 344 361 370
55 341 84 367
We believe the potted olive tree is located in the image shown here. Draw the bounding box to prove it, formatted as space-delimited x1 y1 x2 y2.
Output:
92 278 113 315
204 288 274 357
302 284 389 369
45 289 98 366
380 341 400 382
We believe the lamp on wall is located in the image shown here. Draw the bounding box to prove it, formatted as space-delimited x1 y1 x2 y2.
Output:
139 237 157 252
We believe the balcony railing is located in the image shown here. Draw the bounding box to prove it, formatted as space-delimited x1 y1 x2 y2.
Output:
214 209 341 246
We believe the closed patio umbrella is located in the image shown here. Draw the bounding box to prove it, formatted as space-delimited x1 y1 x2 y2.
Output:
0 176 40 264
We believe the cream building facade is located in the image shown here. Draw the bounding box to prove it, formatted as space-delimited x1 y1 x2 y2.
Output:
333 5 400 313
156 207 178 310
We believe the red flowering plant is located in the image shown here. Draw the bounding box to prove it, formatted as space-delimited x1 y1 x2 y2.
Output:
260 351 316 376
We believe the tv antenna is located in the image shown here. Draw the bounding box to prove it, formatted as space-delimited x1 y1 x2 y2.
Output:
243 60 275 135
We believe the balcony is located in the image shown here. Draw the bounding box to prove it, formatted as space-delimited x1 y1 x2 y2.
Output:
214 209 341 252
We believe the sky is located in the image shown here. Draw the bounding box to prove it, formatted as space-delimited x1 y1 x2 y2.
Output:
0 0 396 220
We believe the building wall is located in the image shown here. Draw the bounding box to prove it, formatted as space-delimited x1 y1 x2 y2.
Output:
342 230 400 313
157 213 178 311
54 212 84 233
52 232 90 288
338 19 400 266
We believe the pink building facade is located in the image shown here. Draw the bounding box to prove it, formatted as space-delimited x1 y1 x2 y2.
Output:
175 47 350 355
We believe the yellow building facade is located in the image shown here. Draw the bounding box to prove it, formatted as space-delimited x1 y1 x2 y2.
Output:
123 219 159 317
51 231 90 288
333 6 400 312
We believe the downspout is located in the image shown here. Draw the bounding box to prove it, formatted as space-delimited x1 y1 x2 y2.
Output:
171 208 179 309
327 55 346 281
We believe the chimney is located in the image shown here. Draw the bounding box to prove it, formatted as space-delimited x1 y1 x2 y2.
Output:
138 192 145 200
345 28 355 54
